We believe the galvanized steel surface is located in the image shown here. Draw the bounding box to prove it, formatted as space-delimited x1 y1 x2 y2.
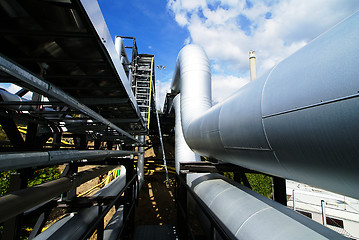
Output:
103 206 124 240
173 94 200 173
187 173 347 240
171 44 212 135
0 150 135 171
172 12 359 198
137 136 145 189
33 206 101 240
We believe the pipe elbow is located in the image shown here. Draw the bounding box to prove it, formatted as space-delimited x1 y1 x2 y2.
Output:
171 44 212 134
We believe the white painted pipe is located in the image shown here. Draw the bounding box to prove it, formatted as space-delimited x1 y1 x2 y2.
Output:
171 12 359 199
174 94 200 173
187 173 347 240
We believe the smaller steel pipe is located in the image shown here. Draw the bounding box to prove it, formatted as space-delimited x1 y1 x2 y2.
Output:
137 136 145 189
103 206 124 240
0 150 136 172
80 174 137 240
0 165 115 223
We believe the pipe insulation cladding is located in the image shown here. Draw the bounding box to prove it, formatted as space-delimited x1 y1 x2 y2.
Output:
187 173 347 240
171 11 359 199
174 94 201 173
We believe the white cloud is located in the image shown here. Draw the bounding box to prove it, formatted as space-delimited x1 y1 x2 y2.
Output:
155 79 171 111
212 74 249 104
167 0 359 103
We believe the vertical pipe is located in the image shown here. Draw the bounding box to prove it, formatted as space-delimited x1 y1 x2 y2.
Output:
321 200 327 226
171 12 359 199
173 94 200 173
249 50 257 80
155 109 170 185
137 135 145 189
114 36 123 58
292 189 296 211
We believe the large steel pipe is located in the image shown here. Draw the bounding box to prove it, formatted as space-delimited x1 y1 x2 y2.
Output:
0 165 115 223
187 173 347 240
174 94 200 173
172 12 359 198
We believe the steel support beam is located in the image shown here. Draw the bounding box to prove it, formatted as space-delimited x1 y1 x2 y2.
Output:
76 98 129 105
0 29 94 38
273 176 287 206
0 53 140 143
0 166 116 223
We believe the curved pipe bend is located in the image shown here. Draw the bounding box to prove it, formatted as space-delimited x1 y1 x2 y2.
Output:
171 11 359 199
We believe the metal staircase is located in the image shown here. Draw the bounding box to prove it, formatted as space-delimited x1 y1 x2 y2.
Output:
132 54 155 129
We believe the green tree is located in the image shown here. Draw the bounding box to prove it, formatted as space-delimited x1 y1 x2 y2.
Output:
224 172 273 198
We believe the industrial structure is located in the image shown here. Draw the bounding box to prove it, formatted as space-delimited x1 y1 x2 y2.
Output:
0 0 358 239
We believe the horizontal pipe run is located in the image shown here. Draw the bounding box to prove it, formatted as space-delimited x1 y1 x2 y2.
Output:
103 206 124 240
187 173 347 240
91 166 126 198
80 174 137 240
171 12 359 199
34 168 130 240
33 206 100 240
0 150 136 172
178 173 236 239
0 165 116 223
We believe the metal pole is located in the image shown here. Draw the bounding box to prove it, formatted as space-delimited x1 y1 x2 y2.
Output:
273 176 287 206
321 200 327 226
156 109 170 186
292 189 296 211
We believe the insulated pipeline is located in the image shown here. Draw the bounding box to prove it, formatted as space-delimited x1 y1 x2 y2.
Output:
173 94 200 173
172 11 359 199
187 173 347 240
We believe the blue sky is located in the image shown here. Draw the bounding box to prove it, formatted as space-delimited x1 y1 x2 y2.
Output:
97 0 359 108
98 0 187 107
1 0 359 109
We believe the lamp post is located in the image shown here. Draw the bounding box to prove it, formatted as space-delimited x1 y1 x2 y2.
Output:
156 65 165 111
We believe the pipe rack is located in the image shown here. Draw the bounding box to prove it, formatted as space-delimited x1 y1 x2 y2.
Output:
0 165 116 223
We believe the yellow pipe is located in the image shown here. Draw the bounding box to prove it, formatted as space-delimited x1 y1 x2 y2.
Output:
147 57 154 129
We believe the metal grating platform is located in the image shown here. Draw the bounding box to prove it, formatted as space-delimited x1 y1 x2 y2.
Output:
0 0 154 146
134 225 177 240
